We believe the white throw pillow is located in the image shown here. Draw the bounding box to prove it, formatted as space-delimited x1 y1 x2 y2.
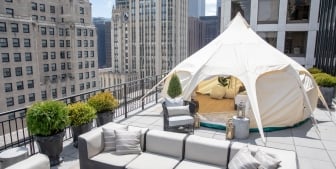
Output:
102 125 128 152
165 97 184 107
167 105 190 116
115 130 142 155
228 147 260 169
254 150 281 169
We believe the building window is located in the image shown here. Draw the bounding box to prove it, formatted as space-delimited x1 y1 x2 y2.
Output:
40 16 46 21
26 66 33 75
0 22 6 32
52 89 57 98
27 80 34 88
51 63 57 71
61 63 66 70
257 32 277 47
6 8 14 17
32 15 38 21
86 82 90 89
0 38 8 47
60 51 65 58
51 75 57 82
90 51 94 57
5 0 13 2
2 53 9 62
41 27 46 35
13 38 20 47
287 0 310 23
50 40 55 47
65 28 70 36
84 40 88 47
67 62 72 69
231 1 250 23
80 7 84 14
71 85 75 94
67 51 71 58
257 0 279 24
285 31 308 57
51 17 56 22
16 81 24 90
59 28 64 36
77 28 81 36
50 5 55 13
85 72 89 79
18 95 25 104
51 52 56 59
85 61 89 68
25 52 32 61
41 91 47 100
23 24 29 33
49 27 54 35
61 87 66 96
90 30 94 36
11 23 18 32
91 71 95 78
6 97 14 107
79 73 83 79
78 62 83 69
91 61 95 68
40 4 45 12
80 18 84 23
29 93 35 102
3 68 11 77
78 51 82 58
83 29 87 36
42 39 47 47
77 40 81 47
32 2 37 10
60 40 64 47
90 40 94 47
92 81 96 88
80 83 84 90
5 83 12 92
84 51 88 57
61 74 66 81
42 52 48 60
15 67 22 76
24 39 31 47
43 64 49 72
14 53 21 62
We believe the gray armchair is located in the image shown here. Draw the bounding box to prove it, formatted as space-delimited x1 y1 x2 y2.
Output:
162 101 196 134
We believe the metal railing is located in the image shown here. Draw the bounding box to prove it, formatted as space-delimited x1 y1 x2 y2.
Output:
0 73 167 155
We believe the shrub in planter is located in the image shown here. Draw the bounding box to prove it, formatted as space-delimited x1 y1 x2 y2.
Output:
308 67 322 74
312 73 336 108
27 100 70 166
68 102 96 147
167 73 182 98
87 92 119 126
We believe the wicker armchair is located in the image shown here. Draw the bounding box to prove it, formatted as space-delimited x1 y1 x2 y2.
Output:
162 101 196 134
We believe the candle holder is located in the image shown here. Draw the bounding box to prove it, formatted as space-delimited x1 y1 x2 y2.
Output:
237 101 245 118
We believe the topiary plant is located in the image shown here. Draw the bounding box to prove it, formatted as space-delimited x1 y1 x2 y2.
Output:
68 102 96 127
308 67 322 74
87 91 119 114
27 100 70 136
167 73 182 98
313 73 336 87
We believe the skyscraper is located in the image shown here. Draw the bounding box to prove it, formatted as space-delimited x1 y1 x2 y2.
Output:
189 0 206 17
103 0 188 85
93 17 110 68
0 0 99 112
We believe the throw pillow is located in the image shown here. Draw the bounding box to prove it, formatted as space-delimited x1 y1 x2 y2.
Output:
228 147 260 169
210 85 226 99
167 105 190 116
115 130 142 155
165 97 184 107
102 125 128 152
254 150 281 169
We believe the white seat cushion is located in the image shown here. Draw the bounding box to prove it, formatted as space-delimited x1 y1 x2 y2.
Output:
91 151 139 167
168 116 194 126
175 160 224 169
167 105 190 116
126 152 180 169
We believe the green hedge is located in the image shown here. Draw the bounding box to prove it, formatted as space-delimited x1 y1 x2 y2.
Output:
312 73 336 87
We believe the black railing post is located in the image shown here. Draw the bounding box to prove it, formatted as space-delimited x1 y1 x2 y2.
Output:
141 79 145 110
124 83 127 118
155 75 158 103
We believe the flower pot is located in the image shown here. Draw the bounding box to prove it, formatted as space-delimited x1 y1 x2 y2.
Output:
318 86 335 108
34 131 65 166
96 111 114 127
71 121 93 148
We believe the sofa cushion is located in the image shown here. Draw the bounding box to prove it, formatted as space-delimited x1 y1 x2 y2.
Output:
184 135 230 167
5 153 50 169
146 130 186 158
165 97 184 107
175 160 224 169
167 105 190 116
102 125 128 152
168 116 194 126
255 150 281 169
126 152 180 169
210 85 226 99
115 130 142 155
91 151 139 168
228 147 260 169
128 126 149 151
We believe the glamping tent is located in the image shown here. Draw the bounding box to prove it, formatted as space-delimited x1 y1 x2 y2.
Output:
154 13 325 142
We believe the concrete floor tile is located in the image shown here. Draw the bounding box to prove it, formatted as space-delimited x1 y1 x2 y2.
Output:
323 140 336 151
293 137 324 149
298 157 335 169
327 150 336 166
296 146 331 162
266 141 295 151
266 130 294 145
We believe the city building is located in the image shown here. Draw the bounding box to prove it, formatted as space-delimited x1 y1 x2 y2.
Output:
189 0 206 18
188 17 203 56
220 0 320 68
93 17 109 68
0 0 99 112
101 0 188 87
199 16 220 47
314 0 336 76
105 20 112 68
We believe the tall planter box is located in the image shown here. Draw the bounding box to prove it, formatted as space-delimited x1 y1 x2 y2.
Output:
318 86 335 109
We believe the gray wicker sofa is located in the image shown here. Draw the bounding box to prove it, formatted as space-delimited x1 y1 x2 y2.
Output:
78 122 297 169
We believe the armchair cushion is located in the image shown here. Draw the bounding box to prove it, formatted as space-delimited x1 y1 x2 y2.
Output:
175 160 223 169
115 130 142 155
168 116 194 127
165 97 184 107
167 105 190 116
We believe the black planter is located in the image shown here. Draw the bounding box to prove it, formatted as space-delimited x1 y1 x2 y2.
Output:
35 131 65 166
318 86 335 108
71 121 93 148
96 111 114 127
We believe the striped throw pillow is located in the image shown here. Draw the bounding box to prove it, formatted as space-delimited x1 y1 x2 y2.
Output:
102 126 127 152
228 147 260 169
115 130 142 155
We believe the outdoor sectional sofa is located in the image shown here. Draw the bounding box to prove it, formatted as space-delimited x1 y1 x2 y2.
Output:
78 122 297 169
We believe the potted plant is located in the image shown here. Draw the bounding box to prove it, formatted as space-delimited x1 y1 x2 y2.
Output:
68 102 96 147
26 100 70 166
167 73 182 98
312 72 336 108
87 91 119 126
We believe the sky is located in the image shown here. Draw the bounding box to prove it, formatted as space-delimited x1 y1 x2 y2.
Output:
90 0 217 18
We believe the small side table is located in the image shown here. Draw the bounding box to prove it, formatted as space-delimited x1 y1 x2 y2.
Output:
232 116 250 139
0 147 28 169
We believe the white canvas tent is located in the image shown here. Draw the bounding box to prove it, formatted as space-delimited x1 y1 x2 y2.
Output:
150 13 327 142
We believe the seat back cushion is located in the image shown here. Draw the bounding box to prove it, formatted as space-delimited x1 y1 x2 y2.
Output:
165 97 184 107
167 105 190 116
115 130 142 155
184 135 230 167
146 130 186 158
128 126 149 151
